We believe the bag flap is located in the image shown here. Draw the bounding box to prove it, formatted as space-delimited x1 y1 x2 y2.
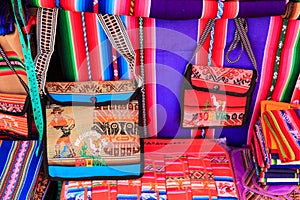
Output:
0 93 29 116
46 80 138 104
189 65 257 96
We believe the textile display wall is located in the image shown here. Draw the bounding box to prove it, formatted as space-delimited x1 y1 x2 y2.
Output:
0 0 299 199
44 5 300 146
29 0 289 20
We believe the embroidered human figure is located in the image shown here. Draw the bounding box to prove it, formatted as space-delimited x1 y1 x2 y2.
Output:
48 107 76 158
211 95 226 111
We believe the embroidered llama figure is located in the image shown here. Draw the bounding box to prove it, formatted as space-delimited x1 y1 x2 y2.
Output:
211 95 226 111
89 137 108 156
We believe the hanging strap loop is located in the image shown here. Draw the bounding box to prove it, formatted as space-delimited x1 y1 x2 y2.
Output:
226 18 258 71
186 17 258 77
35 8 59 94
11 0 44 154
186 18 216 72
97 14 142 87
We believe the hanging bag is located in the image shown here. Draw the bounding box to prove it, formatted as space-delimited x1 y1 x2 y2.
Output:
181 18 258 128
37 9 145 180
0 44 37 139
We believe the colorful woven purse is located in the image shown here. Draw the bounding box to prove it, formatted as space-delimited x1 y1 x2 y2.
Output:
181 18 257 128
36 10 146 179
0 43 36 139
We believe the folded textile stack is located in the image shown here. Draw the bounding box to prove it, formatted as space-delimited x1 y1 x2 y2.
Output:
251 100 300 185
230 147 300 199
59 139 239 200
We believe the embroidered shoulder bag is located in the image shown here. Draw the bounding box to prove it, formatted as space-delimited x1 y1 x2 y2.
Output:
35 9 146 179
181 18 258 128
0 44 36 139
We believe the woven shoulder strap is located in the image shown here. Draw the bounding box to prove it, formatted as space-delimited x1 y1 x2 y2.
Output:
226 18 257 70
187 18 258 76
11 0 44 150
35 8 58 94
36 11 140 91
186 19 216 70
97 14 142 86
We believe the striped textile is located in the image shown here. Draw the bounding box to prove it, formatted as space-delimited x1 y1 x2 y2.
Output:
143 16 273 145
0 140 42 200
0 93 29 138
260 100 300 153
61 139 238 199
91 180 117 200
117 179 141 200
291 73 300 104
0 49 30 138
247 17 283 144
0 51 28 95
252 120 269 169
54 10 139 81
0 48 32 138
141 156 166 200
251 113 300 179
271 19 300 102
28 0 287 19
0 51 26 76
53 13 297 146
250 105 300 186
231 148 300 199
64 181 92 200
188 156 218 199
263 108 300 163
45 9 299 146
165 156 192 200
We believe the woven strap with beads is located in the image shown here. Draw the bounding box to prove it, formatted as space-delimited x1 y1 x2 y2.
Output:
35 8 59 94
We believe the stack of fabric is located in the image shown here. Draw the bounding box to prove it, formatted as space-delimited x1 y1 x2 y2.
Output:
251 88 300 185
59 139 239 200
230 147 300 199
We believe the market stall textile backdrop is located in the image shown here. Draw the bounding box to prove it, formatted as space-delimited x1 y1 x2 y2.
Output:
46 10 300 146
28 0 289 20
